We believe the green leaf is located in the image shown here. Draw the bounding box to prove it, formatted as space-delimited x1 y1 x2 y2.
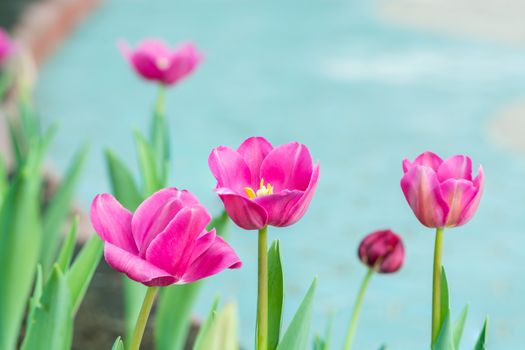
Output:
433 314 455 350
378 345 388 350
150 95 170 185
20 265 73 350
194 302 239 350
439 267 450 332
268 240 284 350
0 156 7 207
473 318 488 350
41 145 88 273
208 210 230 238
25 265 44 331
277 277 318 350
112 336 125 350
155 282 201 350
452 305 469 349
56 217 79 272
105 149 142 211
0 151 42 350
66 234 103 314
193 297 220 350
135 131 161 195
314 316 333 350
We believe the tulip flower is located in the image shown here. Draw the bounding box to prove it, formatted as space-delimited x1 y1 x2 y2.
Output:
358 229 405 273
344 229 405 350
400 151 484 345
0 28 14 66
208 136 320 230
209 136 319 349
400 151 484 228
90 187 242 287
119 39 202 87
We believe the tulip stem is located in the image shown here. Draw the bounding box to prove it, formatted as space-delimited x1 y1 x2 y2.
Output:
343 267 374 350
431 227 445 344
129 286 158 350
155 85 166 116
256 226 268 350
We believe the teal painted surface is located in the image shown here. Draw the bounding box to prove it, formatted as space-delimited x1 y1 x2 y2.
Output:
35 1 525 348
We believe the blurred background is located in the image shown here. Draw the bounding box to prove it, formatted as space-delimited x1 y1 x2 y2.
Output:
2 0 525 349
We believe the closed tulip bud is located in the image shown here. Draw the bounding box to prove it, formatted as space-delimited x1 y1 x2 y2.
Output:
358 229 405 273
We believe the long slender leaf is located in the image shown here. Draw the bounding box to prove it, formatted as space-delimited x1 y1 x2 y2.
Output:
473 318 488 350
268 240 284 350
66 234 103 314
135 131 160 195
41 145 88 273
0 148 42 350
433 313 455 350
25 265 43 332
155 282 201 350
20 265 73 350
439 267 450 335
105 149 142 211
56 217 79 272
112 337 125 350
0 156 7 206
193 302 239 350
277 278 317 350
452 305 469 349
193 297 220 350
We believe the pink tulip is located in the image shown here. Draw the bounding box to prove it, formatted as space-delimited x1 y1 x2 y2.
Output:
0 28 14 65
90 188 242 286
119 39 202 86
208 136 320 230
400 151 484 228
358 229 404 273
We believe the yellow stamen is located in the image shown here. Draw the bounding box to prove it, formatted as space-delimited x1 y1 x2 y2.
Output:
245 178 274 199
245 187 256 199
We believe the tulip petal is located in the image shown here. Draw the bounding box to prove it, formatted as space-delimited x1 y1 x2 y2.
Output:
440 178 478 227
104 242 176 286
237 137 274 188
163 42 202 85
254 190 304 227
132 188 198 253
379 243 405 274
403 151 443 173
279 163 320 226
455 165 484 227
90 194 137 253
260 142 313 192
182 235 242 284
400 166 449 228
437 155 473 181
216 188 268 230
146 206 211 278
209 146 252 194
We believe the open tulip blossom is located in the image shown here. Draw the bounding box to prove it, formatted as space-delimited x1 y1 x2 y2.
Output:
0 28 14 66
90 188 242 286
400 151 485 345
119 39 202 86
208 136 320 230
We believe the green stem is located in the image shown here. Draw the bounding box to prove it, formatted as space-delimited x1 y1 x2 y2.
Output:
431 227 445 344
256 226 268 350
155 85 166 116
129 286 159 350
343 267 374 350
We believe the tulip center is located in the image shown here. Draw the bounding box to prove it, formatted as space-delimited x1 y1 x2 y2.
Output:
156 57 170 70
245 179 273 199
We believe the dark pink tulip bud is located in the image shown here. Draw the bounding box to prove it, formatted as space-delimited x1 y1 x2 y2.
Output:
358 229 405 273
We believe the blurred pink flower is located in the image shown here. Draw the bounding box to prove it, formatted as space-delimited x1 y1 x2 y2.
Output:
209 136 320 230
90 188 241 286
119 39 202 86
358 229 404 273
0 28 14 65
401 151 484 228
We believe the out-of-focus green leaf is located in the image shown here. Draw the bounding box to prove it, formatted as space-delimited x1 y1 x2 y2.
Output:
112 336 125 350
0 71 12 99
0 156 7 206
193 297 220 350
276 278 317 350
155 282 201 350
313 316 333 350
433 313 455 350
452 305 469 349
56 217 79 272
150 93 169 185
473 318 488 350
41 145 88 273
25 265 43 332
197 301 239 350
20 265 73 350
268 240 284 350
7 117 24 166
378 345 388 350
124 279 147 347
66 234 103 314
135 131 160 195
105 149 142 211
0 149 42 350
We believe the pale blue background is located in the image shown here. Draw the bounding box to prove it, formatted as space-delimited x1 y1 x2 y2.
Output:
35 1 525 348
